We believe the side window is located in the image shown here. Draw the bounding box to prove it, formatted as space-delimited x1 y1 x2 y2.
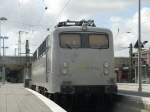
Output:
47 35 51 48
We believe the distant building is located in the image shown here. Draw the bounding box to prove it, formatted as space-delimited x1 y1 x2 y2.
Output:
114 57 130 83
115 49 150 83
133 49 150 65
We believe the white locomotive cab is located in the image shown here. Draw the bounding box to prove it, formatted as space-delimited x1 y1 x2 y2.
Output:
50 30 116 94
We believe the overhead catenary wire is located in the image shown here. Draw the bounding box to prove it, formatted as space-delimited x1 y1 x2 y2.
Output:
37 0 48 29
56 0 72 21
16 0 73 31
12 0 73 55
8 20 49 30
48 0 72 30
17 0 50 31
2 0 50 56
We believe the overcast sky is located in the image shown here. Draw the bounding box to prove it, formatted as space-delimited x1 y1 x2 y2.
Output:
0 0 150 56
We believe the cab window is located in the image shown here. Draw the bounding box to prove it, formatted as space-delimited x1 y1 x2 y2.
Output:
60 34 81 48
60 33 109 49
89 34 109 49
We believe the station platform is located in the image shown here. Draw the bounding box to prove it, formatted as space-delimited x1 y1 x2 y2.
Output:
117 83 150 97
0 83 65 112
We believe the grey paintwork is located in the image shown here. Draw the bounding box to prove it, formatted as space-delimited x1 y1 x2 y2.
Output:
32 26 115 93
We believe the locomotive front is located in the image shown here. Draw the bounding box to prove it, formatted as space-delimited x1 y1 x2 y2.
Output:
51 20 117 96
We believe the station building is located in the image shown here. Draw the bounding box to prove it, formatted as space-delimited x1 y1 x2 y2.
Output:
114 57 130 83
133 49 150 83
114 49 150 83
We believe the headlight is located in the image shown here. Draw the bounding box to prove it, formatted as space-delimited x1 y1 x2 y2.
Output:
103 62 109 75
62 69 68 75
104 69 109 75
62 62 69 75
104 62 109 68
63 62 68 68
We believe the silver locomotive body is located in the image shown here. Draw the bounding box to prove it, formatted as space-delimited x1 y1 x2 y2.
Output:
31 20 117 97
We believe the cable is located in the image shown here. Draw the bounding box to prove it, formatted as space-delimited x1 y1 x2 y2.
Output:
48 0 72 30
57 0 72 21
37 0 48 28
17 0 49 31
8 20 50 31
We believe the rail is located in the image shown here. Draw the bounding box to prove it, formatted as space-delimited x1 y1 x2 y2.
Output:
25 83 150 112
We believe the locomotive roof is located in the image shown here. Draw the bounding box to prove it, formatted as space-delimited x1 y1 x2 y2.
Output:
53 20 112 35
54 26 112 35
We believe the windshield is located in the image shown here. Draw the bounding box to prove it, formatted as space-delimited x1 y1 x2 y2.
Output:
60 33 109 49
60 34 81 48
89 34 108 48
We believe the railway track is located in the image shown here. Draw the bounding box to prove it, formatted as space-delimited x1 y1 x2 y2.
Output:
30 85 150 112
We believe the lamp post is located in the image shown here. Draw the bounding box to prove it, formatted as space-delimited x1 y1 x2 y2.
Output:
1 47 9 56
0 17 7 85
18 31 28 56
24 40 31 87
0 36 8 84
15 48 17 56
0 36 8 56
138 0 142 92
0 17 7 56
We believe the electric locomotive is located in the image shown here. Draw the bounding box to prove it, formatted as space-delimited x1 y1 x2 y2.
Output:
31 20 117 112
